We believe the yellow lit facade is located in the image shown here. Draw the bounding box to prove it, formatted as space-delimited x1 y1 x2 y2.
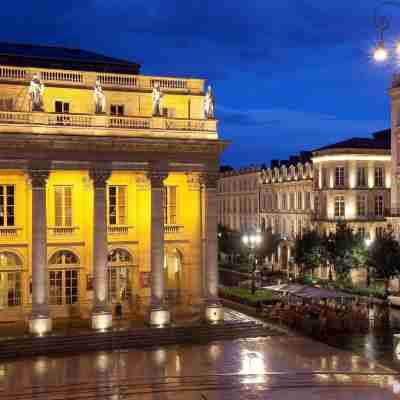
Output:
0 44 227 331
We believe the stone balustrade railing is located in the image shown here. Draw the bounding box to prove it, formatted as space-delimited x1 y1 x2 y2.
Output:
0 65 204 93
164 225 184 234
0 111 218 133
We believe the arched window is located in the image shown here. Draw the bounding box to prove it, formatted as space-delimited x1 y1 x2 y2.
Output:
0 251 22 309
108 248 133 303
49 250 79 305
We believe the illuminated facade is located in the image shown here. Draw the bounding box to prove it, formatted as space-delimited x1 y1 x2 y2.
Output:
218 131 392 278
217 167 260 232
0 43 227 333
312 131 391 239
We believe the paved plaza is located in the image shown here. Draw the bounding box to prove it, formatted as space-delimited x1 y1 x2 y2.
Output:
0 310 399 399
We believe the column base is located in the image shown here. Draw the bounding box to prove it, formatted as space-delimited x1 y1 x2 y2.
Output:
91 311 112 330
29 316 52 335
149 308 171 327
205 303 224 324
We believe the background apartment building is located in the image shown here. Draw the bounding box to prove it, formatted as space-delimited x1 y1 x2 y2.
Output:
218 129 393 274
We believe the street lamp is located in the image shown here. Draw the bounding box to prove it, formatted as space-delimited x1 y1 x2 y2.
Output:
242 231 262 294
373 1 400 62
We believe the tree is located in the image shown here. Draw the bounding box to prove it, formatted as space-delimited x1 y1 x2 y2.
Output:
325 223 368 283
293 230 324 276
255 227 280 261
367 231 400 293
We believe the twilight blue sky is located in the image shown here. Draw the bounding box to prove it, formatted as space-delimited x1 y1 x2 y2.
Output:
1 0 399 167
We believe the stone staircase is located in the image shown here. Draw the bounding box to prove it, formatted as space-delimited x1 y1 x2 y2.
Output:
0 320 277 360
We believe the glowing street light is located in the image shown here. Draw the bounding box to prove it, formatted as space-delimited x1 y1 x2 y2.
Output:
242 231 262 294
372 2 400 63
373 41 389 62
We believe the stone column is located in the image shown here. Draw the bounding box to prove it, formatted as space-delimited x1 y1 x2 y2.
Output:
148 171 170 326
29 168 52 335
201 172 224 323
90 168 112 330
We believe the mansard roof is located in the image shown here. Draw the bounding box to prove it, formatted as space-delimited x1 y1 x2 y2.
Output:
0 42 141 74
313 129 391 152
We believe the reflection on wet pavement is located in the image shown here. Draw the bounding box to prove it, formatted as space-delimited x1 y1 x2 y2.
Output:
0 334 399 399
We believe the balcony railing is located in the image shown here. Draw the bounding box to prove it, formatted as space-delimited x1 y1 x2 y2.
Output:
0 111 217 134
0 226 21 238
0 65 204 93
164 225 184 234
48 226 78 235
108 225 133 235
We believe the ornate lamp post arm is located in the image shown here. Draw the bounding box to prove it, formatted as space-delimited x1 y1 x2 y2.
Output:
373 1 400 61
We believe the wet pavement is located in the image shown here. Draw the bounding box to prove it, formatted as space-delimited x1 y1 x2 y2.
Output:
320 307 400 373
0 310 400 399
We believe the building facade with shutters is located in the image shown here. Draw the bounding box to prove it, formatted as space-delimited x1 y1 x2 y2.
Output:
0 43 227 333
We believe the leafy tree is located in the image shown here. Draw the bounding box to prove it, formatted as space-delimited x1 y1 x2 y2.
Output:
367 231 400 293
293 229 324 276
325 223 368 282
255 227 280 260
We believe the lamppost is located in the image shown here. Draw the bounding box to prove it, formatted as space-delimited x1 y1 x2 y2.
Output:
373 1 400 62
242 231 262 294
365 235 374 287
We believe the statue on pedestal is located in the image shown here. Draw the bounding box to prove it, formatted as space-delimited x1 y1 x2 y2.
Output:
152 82 163 116
204 85 215 119
28 74 44 112
94 80 106 114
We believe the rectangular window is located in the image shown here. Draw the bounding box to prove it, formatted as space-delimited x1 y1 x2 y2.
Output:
281 193 287 210
314 195 319 214
290 193 295 210
163 186 178 225
305 192 311 210
110 104 124 116
65 270 79 305
356 195 366 217
0 185 15 227
55 101 70 113
334 195 345 217
108 186 127 226
375 195 384 217
357 167 367 187
322 168 327 188
49 270 78 305
54 186 72 227
297 192 303 210
335 167 345 187
375 167 384 187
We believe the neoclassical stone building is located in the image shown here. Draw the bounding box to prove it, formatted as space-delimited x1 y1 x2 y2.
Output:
217 167 259 232
0 43 227 333
218 131 393 276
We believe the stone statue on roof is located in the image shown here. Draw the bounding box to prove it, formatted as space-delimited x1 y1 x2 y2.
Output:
94 80 106 114
152 82 163 116
28 74 44 112
204 85 215 119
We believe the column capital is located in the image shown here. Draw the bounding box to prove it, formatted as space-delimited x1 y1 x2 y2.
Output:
90 169 111 188
200 171 219 189
28 169 49 188
147 171 168 188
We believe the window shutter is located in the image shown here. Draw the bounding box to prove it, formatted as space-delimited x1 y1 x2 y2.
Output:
54 187 63 227
118 186 126 225
64 186 72 226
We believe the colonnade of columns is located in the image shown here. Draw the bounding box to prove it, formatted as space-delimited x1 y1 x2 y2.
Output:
28 166 223 334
